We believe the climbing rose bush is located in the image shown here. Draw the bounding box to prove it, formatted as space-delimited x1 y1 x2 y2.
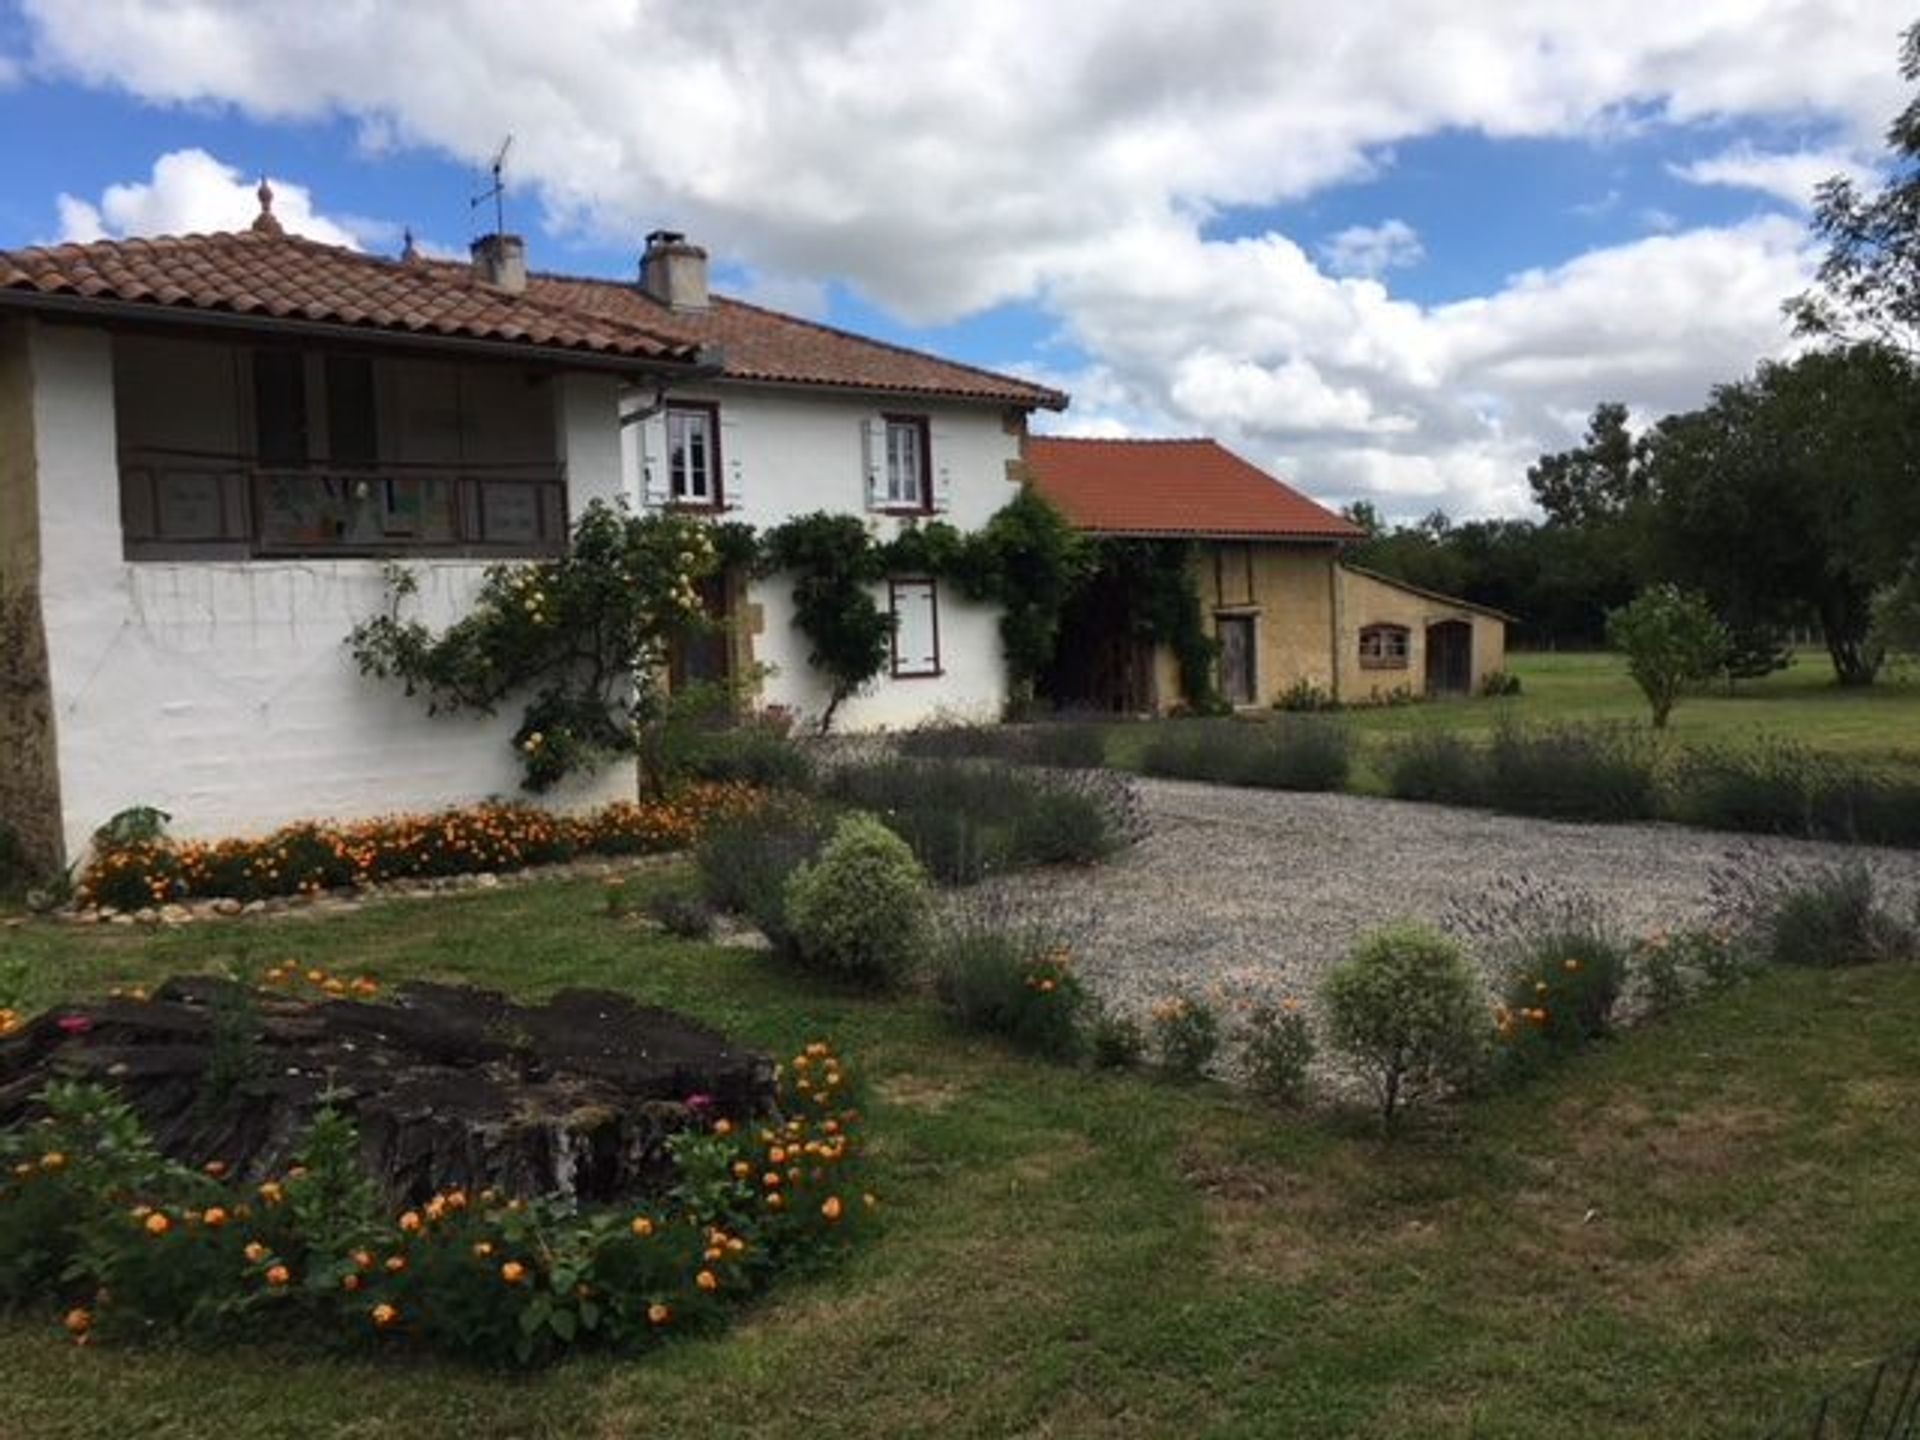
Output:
0 1043 873 1366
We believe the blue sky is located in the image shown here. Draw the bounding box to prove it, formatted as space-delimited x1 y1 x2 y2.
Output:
0 1 1904 518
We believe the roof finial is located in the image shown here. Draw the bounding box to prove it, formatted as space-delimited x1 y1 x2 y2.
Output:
400 226 421 264
250 176 284 236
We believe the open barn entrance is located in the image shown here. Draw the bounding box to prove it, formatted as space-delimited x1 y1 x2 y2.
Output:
1425 619 1473 696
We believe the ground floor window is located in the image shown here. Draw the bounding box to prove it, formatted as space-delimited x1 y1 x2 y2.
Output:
1359 623 1410 669
889 577 941 678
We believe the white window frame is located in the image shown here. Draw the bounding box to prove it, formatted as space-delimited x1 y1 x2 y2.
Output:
667 402 720 506
883 414 928 509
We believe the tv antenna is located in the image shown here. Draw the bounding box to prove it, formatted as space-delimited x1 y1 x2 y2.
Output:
471 134 513 237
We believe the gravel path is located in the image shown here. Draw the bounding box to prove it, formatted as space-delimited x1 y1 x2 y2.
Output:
979 777 1920 1016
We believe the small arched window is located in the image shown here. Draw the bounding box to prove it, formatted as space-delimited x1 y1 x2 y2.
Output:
1359 623 1410 669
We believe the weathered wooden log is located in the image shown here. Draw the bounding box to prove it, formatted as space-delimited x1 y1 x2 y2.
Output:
0 977 775 1205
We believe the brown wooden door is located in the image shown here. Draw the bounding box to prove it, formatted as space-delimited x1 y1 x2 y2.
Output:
1218 616 1256 706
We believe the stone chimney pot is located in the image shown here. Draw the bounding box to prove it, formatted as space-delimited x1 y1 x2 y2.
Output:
640 229 710 311
471 233 528 294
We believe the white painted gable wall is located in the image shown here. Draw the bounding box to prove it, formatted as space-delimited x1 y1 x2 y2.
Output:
29 322 631 859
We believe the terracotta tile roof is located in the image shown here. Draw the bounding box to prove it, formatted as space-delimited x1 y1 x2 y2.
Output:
525 273 1067 410
0 231 702 367
1026 436 1364 540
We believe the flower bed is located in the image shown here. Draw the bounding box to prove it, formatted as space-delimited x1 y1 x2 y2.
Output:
1 1040 872 1367
77 783 760 911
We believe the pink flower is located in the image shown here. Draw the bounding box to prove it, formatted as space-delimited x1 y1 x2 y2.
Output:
56 1015 93 1035
684 1093 714 1112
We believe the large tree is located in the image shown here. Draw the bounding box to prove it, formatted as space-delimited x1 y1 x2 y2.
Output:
1641 345 1920 686
1526 402 1645 529
1790 21 1920 354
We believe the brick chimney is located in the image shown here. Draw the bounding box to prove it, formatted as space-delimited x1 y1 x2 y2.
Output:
470 233 527 294
639 229 709 311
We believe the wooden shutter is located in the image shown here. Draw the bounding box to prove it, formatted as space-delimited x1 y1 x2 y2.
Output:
637 410 669 508
889 579 941 677
720 412 744 510
930 424 954 512
861 417 886 509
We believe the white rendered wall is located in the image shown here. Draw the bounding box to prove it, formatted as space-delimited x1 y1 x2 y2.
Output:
621 384 1020 728
32 322 631 858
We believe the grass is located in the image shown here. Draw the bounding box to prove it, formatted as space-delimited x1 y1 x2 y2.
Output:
1100 649 1920 793
4 872 1920 1437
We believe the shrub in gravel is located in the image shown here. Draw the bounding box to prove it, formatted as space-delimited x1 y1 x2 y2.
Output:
1321 924 1487 1131
1707 851 1917 971
695 793 838 952
1384 731 1485 806
898 720 1107 769
930 909 1088 1062
783 813 932 988
823 758 1142 884
1149 993 1223 1080
643 878 716 940
1445 874 1625 1079
680 724 817 792
1088 1008 1146 1070
1765 862 1913 969
1241 1000 1316 1105
1139 716 1352 792
1483 720 1659 823
1670 740 1821 837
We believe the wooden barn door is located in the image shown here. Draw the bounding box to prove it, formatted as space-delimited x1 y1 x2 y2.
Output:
1218 616 1257 707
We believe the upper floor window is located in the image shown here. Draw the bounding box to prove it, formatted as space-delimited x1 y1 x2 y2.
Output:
667 402 720 506
1359 623 1410 669
884 415 928 509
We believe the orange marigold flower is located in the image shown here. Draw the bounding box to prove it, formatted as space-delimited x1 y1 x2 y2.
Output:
258 1181 284 1205
371 1303 399 1328
695 1269 719 1292
203 1160 228 1178
39 1152 66 1172
398 1210 423 1233
384 1255 407 1273
63 1306 92 1337
647 1302 671 1325
713 1118 732 1136
821 1196 844 1222
501 1260 527 1285
265 1264 291 1287
630 1216 654 1238
202 1206 228 1228
144 1212 171 1236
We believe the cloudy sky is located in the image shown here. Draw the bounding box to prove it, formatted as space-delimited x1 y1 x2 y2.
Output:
0 1 1908 520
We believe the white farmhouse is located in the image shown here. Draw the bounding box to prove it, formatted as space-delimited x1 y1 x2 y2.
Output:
0 191 1066 870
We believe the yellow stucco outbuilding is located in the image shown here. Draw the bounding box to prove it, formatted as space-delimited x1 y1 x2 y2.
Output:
1028 436 1511 711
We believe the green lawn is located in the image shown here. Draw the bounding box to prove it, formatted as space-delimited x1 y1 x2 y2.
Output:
1103 649 1920 783
5 871 1919 1438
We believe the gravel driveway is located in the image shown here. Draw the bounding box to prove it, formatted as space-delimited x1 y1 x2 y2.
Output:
978 777 1920 1017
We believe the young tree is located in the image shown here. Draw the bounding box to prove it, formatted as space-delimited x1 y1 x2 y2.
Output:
1605 585 1728 729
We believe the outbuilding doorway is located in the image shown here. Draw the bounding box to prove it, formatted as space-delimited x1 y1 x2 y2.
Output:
1217 615 1257 707
1425 619 1473 696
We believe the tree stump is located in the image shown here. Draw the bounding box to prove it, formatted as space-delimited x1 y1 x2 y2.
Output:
0 978 776 1204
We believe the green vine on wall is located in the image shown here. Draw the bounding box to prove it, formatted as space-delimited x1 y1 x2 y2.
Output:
349 489 1095 770
346 500 720 791
1091 539 1222 712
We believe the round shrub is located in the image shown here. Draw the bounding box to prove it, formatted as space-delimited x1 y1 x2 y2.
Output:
1321 924 1487 1130
783 813 931 987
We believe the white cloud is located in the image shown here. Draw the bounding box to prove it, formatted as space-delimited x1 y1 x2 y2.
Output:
1318 219 1424 278
1669 142 1873 209
55 148 364 247
16 1 1900 518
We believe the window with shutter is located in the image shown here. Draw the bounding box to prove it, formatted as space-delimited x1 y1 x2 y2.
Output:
666 402 721 507
888 577 942 679
881 414 930 510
